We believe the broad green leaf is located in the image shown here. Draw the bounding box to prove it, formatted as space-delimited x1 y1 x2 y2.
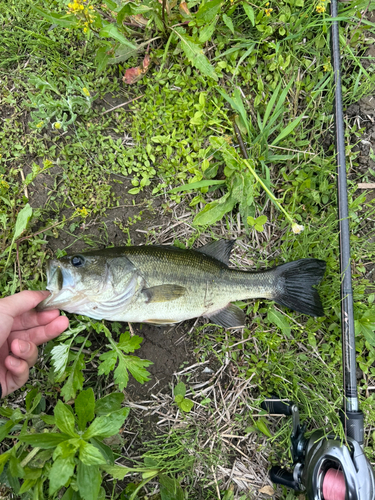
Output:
98 350 117 376
13 203 32 241
19 432 71 448
159 473 184 500
193 194 236 226
90 437 114 464
60 352 85 401
180 399 194 412
95 46 110 74
177 33 218 81
242 3 255 26
174 382 186 397
199 16 218 43
256 418 272 438
117 332 143 353
75 388 95 431
0 451 11 475
95 393 124 416
49 456 75 495
118 355 152 386
79 441 107 466
256 215 268 225
267 309 291 338
99 23 137 49
222 13 234 34
31 6 77 28
101 464 134 480
0 421 17 443
54 400 78 437
196 0 222 23
169 180 225 193
77 463 102 500
83 408 130 439
53 438 81 460
174 395 184 404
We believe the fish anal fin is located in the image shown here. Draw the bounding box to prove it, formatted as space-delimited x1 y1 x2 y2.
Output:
196 239 235 266
142 284 186 303
208 303 245 328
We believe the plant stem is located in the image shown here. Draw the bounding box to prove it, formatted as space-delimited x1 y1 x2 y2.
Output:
243 158 295 225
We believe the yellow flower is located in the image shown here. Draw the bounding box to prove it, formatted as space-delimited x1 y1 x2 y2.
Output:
265 2 270 5
36 121 44 128
89 5 94 9
316 4 326 12
82 87 90 96
265 7 273 16
83 27 88 33
54 122 62 129
77 207 89 217
0 178 9 189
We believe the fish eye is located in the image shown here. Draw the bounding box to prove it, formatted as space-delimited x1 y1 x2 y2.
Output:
71 255 85 267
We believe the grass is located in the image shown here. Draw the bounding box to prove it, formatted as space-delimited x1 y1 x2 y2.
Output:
1 0 375 498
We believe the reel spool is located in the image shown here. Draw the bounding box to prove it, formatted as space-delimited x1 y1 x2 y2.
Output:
261 400 375 500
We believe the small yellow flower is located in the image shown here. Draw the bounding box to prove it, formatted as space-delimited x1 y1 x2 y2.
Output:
36 121 44 128
0 178 9 189
323 62 331 72
292 223 305 234
265 7 273 16
54 122 62 129
89 5 94 9
77 206 89 217
265 2 270 5
82 87 90 96
316 4 326 12
83 27 88 33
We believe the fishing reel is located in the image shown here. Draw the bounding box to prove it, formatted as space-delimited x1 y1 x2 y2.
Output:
261 400 375 500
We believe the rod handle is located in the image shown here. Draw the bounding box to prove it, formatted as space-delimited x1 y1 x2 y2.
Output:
261 399 294 415
269 466 300 490
340 409 364 445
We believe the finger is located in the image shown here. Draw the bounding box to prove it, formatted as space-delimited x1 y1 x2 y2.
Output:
12 309 60 332
3 356 30 397
10 339 38 368
9 315 70 346
0 291 50 321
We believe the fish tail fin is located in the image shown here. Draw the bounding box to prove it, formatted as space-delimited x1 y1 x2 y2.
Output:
273 259 326 317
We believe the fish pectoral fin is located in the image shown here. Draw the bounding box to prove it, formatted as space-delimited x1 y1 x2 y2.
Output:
196 239 235 266
142 284 186 303
208 303 245 328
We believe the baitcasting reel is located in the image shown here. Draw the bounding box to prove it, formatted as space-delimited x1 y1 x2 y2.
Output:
261 399 375 500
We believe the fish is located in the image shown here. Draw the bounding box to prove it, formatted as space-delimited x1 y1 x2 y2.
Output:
37 240 326 328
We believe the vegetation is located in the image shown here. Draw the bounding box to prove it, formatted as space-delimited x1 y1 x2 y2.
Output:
1 0 375 498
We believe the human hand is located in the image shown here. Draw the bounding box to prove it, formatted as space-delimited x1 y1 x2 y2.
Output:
0 290 69 398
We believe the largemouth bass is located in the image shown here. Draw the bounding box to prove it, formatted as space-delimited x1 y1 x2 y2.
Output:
37 240 326 327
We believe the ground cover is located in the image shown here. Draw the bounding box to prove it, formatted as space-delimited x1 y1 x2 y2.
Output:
1 0 375 498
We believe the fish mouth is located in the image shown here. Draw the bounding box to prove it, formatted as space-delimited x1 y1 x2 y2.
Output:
37 261 76 311
46 261 63 293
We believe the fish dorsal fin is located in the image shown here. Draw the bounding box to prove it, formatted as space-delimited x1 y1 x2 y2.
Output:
208 303 245 328
142 284 186 303
196 239 236 265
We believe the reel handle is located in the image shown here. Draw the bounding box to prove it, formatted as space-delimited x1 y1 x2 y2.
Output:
261 399 294 415
269 466 300 490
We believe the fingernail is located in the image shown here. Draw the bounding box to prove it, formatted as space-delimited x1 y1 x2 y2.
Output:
18 340 30 354
9 357 21 367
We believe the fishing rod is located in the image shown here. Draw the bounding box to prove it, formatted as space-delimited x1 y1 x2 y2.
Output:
260 1 375 498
